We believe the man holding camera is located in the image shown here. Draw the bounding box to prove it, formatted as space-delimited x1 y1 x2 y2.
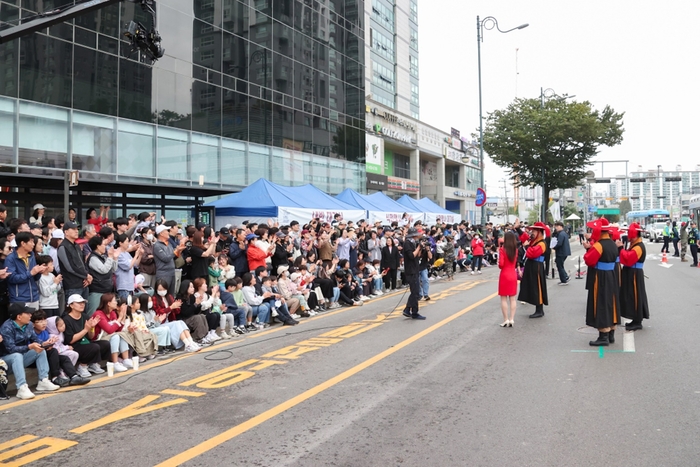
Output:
402 228 426 320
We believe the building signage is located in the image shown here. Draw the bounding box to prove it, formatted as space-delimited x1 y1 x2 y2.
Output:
388 176 420 193
371 124 414 145
366 172 388 190
443 136 462 151
444 147 465 163
453 191 468 198
367 107 416 132
451 128 461 138
365 133 384 175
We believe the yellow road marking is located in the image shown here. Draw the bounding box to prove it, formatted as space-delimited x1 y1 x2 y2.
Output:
0 279 484 411
155 291 499 467
160 389 207 398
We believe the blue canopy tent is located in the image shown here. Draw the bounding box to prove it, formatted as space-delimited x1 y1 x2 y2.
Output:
415 197 462 223
365 192 425 225
205 178 365 227
397 195 462 225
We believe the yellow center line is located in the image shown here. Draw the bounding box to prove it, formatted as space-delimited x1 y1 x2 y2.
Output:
155 291 499 467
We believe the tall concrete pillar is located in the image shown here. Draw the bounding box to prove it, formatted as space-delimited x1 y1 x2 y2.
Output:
436 156 446 205
410 149 420 199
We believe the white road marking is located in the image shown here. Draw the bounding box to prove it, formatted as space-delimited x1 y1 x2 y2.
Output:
622 318 636 353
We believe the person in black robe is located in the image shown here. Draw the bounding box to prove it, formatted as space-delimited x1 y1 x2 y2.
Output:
618 223 649 331
517 222 548 319
582 219 621 346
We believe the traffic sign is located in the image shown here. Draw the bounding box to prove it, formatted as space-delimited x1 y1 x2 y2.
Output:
475 188 486 207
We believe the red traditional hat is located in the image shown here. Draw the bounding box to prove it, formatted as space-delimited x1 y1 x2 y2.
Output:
586 218 612 231
528 221 547 230
609 227 621 241
628 222 644 239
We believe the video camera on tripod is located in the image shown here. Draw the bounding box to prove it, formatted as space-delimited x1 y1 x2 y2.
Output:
123 0 164 62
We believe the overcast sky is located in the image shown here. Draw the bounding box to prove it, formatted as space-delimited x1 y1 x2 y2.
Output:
418 0 700 196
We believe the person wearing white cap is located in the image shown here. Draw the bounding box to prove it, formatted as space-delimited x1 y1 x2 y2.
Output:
48 228 64 274
29 204 45 226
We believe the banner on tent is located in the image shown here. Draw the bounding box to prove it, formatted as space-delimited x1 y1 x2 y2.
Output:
280 207 366 225
367 211 425 225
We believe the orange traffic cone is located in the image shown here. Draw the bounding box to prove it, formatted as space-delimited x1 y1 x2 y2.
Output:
661 252 668 264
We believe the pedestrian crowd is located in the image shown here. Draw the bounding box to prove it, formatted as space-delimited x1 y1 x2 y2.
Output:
0 203 504 400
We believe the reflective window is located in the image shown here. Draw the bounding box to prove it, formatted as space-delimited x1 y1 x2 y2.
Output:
72 111 116 175
19 35 72 108
221 139 247 185
18 102 68 169
118 119 154 177
157 127 189 180
0 97 14 166
248 142 270 182
191 133 220 184
73 47 119 116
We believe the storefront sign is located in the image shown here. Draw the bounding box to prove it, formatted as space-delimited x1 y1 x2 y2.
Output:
365 133 384 175
372 124 414 144
444 147 465 163
387 177 420 193
451 128 461 138
368 107 417 132
366 172 388 190
421 160 438 186
453 191 468 198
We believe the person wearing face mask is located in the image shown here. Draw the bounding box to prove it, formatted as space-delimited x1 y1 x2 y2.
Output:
138 227 156 287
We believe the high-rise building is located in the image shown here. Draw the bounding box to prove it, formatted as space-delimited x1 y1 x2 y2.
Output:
0 0 366 222
626 165 700 213
365 0 419 118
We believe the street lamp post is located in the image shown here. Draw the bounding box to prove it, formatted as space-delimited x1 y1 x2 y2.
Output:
477 16 528 225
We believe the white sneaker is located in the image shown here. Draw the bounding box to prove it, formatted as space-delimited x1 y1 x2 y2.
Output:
219 331 231 339
114 362 128 372
184 343 199 352
36 378 60 392
271 309 279 318
470 271 475 275
291 314 300 319
208 331 222 342
477 271 482 275
77 365 92 378
87 363 105 374
122 359 134 369
308 310 317 316
16 384 35 400
360 296 370 301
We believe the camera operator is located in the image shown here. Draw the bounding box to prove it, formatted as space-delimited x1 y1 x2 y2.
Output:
402 228 426 320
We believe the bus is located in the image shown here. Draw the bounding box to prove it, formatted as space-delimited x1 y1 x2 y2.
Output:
626 209 670 239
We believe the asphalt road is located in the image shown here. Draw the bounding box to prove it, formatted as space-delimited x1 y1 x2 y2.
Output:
2 240 700 467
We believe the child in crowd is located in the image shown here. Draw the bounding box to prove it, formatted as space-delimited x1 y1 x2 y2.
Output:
32 311 88 387
36 255 62 317
368 259 385 295
46 316 79 368
119 297 158 363
230 277 254 330
220 279 248 334
217 254 236 289
192 279 224 343
132 293 172 355
207 256 222 289
288 272 312 315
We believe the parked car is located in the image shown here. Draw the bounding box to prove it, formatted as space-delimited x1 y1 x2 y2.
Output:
649 222 666 242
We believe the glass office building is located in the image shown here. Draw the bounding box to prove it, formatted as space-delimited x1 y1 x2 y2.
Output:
0 0 365 221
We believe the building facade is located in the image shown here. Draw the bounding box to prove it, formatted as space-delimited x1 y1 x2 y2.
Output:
622 165 700 216
0 0 366 223
363 99 480 220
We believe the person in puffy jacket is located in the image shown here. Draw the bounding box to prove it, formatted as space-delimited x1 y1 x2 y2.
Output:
470 231 485 275
5 232 47 306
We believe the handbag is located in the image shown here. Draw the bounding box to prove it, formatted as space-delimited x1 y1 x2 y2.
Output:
516 266 524 281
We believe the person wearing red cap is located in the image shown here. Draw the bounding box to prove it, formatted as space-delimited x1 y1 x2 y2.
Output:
517 222 548 319
618 223 649 331
582 219 621 346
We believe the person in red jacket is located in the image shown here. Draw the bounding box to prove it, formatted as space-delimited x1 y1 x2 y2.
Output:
498 231 519 327
91 293 133 372
470 231 485 275
246 233 273 272
517 222 549 319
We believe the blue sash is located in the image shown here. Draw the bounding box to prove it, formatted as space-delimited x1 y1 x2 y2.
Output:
631 262 644 269
532 257 544 262
597 262 616 271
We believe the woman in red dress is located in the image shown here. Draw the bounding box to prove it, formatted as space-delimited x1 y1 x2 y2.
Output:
498 231 518 327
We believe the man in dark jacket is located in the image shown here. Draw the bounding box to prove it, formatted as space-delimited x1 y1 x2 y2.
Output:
5 232 46 307
57 221 92 300
553 221 571 285
402 228 426 320
228 229 248 278
0 204 10 239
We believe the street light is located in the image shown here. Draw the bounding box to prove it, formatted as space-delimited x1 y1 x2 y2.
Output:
477 15 528 225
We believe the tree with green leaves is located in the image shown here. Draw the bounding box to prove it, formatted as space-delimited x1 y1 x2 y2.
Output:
618 199 632 219
483 98 625 211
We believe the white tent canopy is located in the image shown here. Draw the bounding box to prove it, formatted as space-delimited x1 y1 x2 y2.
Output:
565 214 581 220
